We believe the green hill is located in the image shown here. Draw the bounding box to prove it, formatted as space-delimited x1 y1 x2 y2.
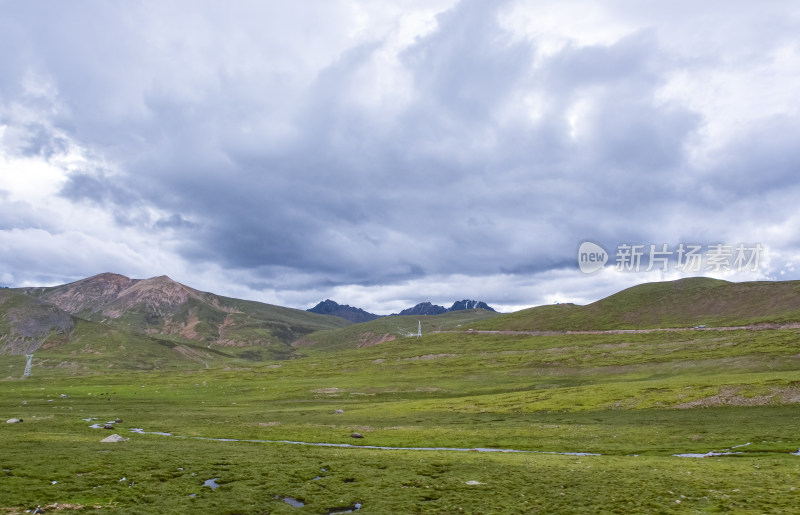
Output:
474 277 800 331
296 308 501 352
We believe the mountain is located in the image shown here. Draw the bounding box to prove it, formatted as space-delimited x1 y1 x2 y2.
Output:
0 287 242 371
391 300 496 316
448 300 496 312
396 302 447 316
0 289 75 355
14 273 350 360
474 277 800 331
307 299 381 323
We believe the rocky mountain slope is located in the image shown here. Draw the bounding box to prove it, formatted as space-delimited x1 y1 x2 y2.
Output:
13 273 350 360
0 289 74 355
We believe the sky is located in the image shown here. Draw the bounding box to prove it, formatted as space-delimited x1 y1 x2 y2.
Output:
1 0 799 315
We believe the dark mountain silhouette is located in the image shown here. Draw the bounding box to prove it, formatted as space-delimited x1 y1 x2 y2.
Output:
307 299 381 323
449 300 496 312
395 302 447 316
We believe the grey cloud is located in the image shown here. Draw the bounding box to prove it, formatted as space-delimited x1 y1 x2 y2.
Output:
401 0 531 121
2 0 799 309
60 172 138 206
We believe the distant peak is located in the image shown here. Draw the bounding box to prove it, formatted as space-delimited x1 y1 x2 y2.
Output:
147 275 175 282
396 302 447 316
449 300 496 312
307 300 380 323
309 299 341 313
84 272 133 283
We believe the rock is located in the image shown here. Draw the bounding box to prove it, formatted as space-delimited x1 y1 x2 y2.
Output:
6 418 23 424
350 432 364 439
100 434 127 443
103 424 115 430
115 418 123 423
333 409 344 414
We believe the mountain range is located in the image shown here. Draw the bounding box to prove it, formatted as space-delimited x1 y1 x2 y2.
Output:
307 299 496 321
4 274 800 372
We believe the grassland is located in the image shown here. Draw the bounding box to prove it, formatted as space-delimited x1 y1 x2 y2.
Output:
3 322 800 513
475 278 800 331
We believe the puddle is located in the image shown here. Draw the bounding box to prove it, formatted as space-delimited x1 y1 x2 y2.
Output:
203 478 220 490
328 502 362 513
281 496 305 507
130 428 174 437
88 421 117 429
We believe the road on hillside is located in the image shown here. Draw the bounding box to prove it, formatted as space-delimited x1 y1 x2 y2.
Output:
437 322 800 337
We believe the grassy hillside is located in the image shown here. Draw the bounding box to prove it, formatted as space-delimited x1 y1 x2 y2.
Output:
475 277 800 331
0 315 244 378
295 309 501 352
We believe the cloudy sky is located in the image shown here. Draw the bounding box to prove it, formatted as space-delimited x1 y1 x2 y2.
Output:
1 0 799 314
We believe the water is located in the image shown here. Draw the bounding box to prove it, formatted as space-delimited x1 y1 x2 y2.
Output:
282 497 305 507
674 442 753 458
328 502 362 513
122 426 800 458
88 421 117 429
203 478 220 490
126 427 601 455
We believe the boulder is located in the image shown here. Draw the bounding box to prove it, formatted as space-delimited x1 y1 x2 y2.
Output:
333 409 344 414
100 434 127 443
350 432 364 439
6 418 22 424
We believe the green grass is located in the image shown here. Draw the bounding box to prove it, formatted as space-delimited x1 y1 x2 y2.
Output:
3 322 800 512
475 277 800 330
297 309 501 352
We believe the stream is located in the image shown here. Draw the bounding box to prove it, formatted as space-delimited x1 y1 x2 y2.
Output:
88 423 800 458
126 427 600 455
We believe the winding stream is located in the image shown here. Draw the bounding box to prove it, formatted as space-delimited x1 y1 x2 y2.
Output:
86 423 799 458
127 428 600 455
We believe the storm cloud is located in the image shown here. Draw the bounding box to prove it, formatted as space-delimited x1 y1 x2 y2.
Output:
1 0 799 313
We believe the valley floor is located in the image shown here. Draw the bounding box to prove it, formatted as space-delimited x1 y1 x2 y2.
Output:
2 327 800 513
